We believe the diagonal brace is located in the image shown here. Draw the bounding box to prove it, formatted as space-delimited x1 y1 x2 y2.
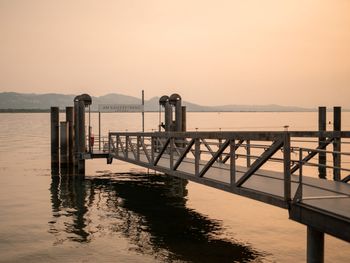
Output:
236 139 284 187
201 139 215 158
117 136 127 158
141 138 151 163
199 139 230 177
128 138 137 159
222 139 244 163
153 138 170 166
173 138 195 170
291 137 334 174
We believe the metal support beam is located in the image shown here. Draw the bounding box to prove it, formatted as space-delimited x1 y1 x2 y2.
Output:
333 106 341 181
117 136 126 158
77 100 85 175
318 107 327 178
66 107 74 167
199 140 230 178
173 138 195 170
125 135 129 159
195 138 200 176
291 137 334 174
222 139 244 163
246 139 251 167
136 136 140 161
153 138 170 166
236 139 284 187
98 111 101 151
170 138 175 170
128 137 137 159
181 106 186 132
60 121 69 168
307 226 324 263
230 139 236 187
142 137 151 163
283 132 291 201
201 138 215 158
50 107 59 174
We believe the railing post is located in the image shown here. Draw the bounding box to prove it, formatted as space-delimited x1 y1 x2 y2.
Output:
116 135 119 155
299 148 303 201
218 138 223 163
230 139 236 187
195 138 200 176
125 135 129 159
318 106 327 178
137 136 140 161
170 137 174 170
333 106 341 181
246 139 251 167
151 136 155 164
283 133 291 201
108 133 112 153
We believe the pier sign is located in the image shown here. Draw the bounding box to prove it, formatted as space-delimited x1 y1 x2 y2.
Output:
98 104 144 113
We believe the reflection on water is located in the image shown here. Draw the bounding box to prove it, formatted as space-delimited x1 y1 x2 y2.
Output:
49 173 263 262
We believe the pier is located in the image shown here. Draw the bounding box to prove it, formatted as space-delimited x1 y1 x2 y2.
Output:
51 94 350 262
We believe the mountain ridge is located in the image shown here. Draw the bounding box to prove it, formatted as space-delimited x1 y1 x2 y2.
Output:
0 92 317 112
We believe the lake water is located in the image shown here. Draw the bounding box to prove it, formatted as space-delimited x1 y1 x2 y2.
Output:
0 112 349 262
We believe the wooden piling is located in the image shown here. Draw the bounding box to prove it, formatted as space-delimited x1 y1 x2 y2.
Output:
77 100 86 175
66 107 74 167
333 106 341 181
60 121 69 167
50 107 59 174
318 107 326 179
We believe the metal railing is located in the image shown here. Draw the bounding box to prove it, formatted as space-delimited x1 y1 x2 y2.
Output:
106 131 350 208
295 147 350 203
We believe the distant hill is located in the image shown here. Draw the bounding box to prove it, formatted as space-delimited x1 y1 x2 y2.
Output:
0 92 315 112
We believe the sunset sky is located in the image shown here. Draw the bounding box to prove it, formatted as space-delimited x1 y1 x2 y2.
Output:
0 0 349 107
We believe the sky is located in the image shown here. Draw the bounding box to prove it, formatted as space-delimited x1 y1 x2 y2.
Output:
0 0 349 107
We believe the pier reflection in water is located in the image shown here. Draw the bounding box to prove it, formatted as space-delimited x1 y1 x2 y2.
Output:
49 172 264 262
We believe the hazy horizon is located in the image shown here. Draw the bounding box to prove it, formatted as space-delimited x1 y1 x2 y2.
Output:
1 0 349 107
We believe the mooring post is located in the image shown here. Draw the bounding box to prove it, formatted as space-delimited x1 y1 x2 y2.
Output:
60 121 69 169
318 106 327 179
142 90 145 132
77 100 86 175
175 99 182 132
74 100 79 169
50 107 59 174
66 107 74 167
181 106 186 132
333 106 341 181
165 102 172 132
98 111 101 151
307 226 324 263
